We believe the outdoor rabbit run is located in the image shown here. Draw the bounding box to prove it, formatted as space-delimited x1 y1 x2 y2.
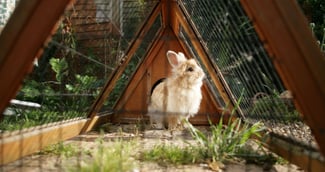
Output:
0 0 325 171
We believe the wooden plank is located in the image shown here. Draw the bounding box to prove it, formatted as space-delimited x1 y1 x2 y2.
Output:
0 114 110 165
264 133 325 172
82 2 161 132
0 0 75 117
171 2 237 116
161 0 169 28
240 0 325 156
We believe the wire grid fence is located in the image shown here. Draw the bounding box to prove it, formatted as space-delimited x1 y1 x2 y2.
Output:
100 12 162 114
0 0 18 31
180 0 319 152
0 0 159 131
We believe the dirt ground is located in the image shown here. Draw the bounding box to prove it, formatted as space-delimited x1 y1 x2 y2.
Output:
1 124 304 172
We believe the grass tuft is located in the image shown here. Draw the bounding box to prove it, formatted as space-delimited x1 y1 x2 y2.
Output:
68 138 138 172
141 144 206 165
186 116 265 163
39 142 80 158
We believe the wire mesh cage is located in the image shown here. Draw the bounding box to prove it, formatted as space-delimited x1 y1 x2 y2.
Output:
0 0 325 171
177 0 325 169
180 0 315 144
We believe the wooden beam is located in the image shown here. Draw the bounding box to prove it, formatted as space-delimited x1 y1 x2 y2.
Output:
161 0 170 28
0 0 75 117
0 114 110 165
240 0 325 156
82 2 162 132
264 133 325 172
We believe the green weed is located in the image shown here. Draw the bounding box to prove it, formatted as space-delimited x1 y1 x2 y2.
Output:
39 142 80 158
186 117 264 163
69 138 138 172
0 110 84 131
141 144 205 165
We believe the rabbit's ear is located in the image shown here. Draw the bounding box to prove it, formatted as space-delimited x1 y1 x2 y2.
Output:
167 50 186 68
177 52 187 61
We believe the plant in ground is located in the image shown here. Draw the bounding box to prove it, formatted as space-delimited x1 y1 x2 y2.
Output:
141 143 205 165
141 117 264 170
186 116 265 163
68 137 139 172
0 110 84 131
39 142 80 158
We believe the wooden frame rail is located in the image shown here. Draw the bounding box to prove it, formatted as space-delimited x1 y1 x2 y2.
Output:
0 114 110 165
264 133 325 172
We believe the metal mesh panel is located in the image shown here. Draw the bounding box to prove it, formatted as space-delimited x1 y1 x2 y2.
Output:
102 12 162 112
0 0 17 31
179 0 317 149
179 26 226 107
0 0 159 131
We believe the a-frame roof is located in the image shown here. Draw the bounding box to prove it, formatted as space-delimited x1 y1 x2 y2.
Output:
83 1 231 126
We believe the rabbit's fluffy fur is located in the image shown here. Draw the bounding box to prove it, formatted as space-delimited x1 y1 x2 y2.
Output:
148 50 205 129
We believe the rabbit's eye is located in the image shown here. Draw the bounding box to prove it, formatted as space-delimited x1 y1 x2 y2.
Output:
186 67 194 72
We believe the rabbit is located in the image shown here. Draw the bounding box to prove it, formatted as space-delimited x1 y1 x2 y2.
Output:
147 50 205 129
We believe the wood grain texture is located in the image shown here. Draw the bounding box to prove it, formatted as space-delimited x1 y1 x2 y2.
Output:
0 114 110 165
265 133 325 172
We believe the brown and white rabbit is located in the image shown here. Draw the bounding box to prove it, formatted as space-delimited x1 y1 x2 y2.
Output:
147 50 205 129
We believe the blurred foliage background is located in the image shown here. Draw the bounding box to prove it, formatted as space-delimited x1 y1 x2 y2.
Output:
298 0 325 42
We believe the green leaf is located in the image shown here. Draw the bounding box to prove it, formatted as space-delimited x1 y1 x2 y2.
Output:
49 57 68 82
